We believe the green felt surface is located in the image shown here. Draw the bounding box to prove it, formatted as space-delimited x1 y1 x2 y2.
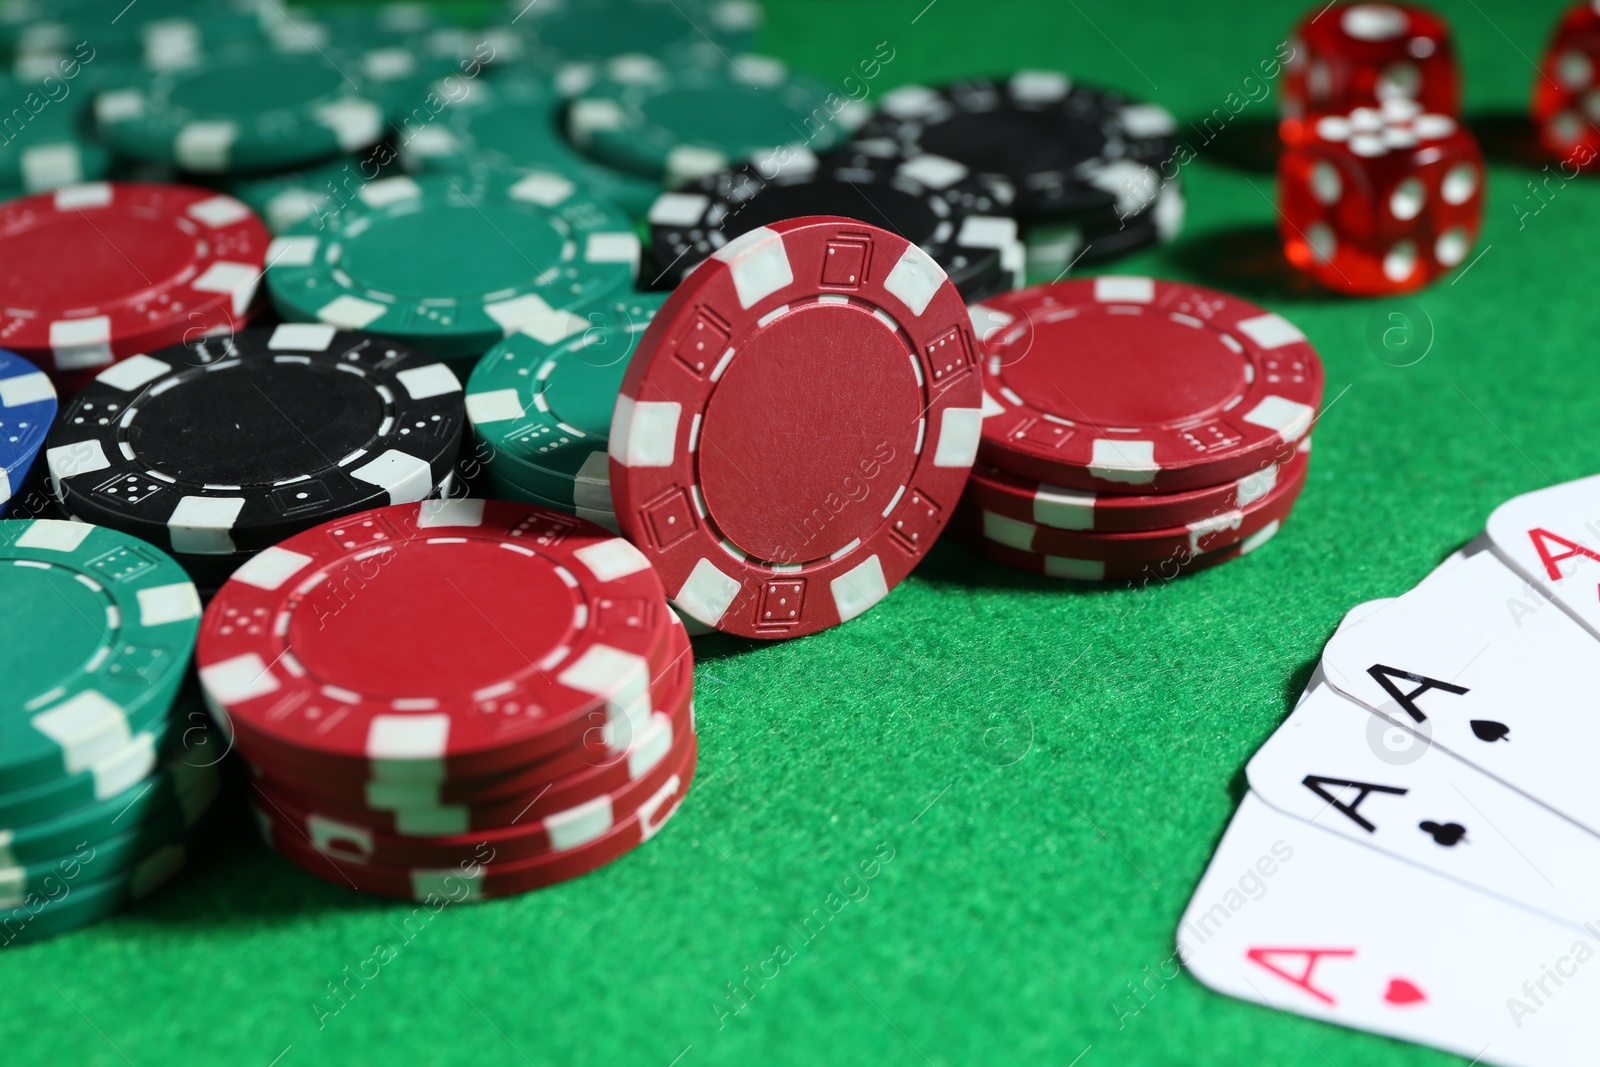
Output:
2 1 1590 1064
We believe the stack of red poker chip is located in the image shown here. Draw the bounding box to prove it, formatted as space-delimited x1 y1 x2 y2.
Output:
196 499 695 902
0 183 269 395
609 215 984 639
955 276 1323 582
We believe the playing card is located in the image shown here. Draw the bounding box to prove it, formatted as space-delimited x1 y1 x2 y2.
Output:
1319 551 1600 837
1249 683 1600 932
1179 794 1600 1066
1487 476 1600 643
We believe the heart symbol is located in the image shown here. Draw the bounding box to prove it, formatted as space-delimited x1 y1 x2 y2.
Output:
1384 978 1426 1005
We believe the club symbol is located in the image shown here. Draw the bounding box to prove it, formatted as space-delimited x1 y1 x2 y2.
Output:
1470 720 1510 743
1419 820 1466 846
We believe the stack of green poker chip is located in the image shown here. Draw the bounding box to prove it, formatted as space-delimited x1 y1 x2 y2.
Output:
266 168 642 360
466 291 667 528
399 72 663 219
567 52 859 186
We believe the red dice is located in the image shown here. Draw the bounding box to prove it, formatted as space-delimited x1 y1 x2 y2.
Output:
1279 99 1484 294
1281 3 1460 134
1532 2 1600 169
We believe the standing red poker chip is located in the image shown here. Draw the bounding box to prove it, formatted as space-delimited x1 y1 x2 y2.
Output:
0 183 269 381
973 276 1322 494
197 499 676 781
608 215 984 639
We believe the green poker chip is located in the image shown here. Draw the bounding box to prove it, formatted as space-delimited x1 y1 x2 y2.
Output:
266 168 641 359
498 0 762 82
467 291 662 509
225 153 389 233
92 40 423 173
0 520 200 792
0 72 110 192
400 73 662 218
567 53 857 185
0 716 167 828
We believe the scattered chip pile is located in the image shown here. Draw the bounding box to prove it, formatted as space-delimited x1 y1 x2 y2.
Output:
44 325 466 593
952 277 1323 582
198 500 695 902
0 519 217 944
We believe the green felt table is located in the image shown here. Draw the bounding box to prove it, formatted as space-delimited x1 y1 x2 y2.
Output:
2 1 1588 1064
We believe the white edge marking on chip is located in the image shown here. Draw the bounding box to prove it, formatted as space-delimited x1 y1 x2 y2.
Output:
30 691 131 774
1043 555 1106 581
981 511 1035 551
307 814 375 860
358 175 422 209
233 546 315 590
675 558 741 626
508 169 575 206
136 582 201 627
417 497 485 529
317 294 388 330
1242 396 1316 442
392 806 469 837
932 407 982 468
465 388 524 426
167 496 246 555
568 97 625 143
1094 275 1155 303
267 234 320 267
883 244 945 317
648 192 712 227
956 214 1017 250
200 653 281 704
175 120 239 172
367 714 451 760
1087 438 1159 484
714 226 792 309
0 368 53 408
586 231 641 267
1234 463 1280 508
192 260 261 315
1034 486 1098 530
95 353 173 392
187 194 250 228
1234 312 1307 349
609 395 681 468
574 538 650 582
48 316 113 370
831 555 889 623
545 795 614 851
15 518 93 552
270 323 338 351
46 439 111 483
395 363 462 400
352 450 435 504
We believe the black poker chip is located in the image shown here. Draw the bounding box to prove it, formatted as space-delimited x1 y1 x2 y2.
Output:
44 325 466 557
644 148 1023 298
850 71 1180 236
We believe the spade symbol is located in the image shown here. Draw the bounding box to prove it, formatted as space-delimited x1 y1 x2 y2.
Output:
1419 820 1467 846
1471 720 1510 743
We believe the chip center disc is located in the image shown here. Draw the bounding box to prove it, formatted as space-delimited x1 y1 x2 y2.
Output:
646 87 806 146
288 540 577 700
697 300 920 563
0 210 198 311
0 563 114 711
1003 308 1248 427
739 183 935 241
129 362 382 485
918 111 1104 179
338 203 569 300
168 57 347 117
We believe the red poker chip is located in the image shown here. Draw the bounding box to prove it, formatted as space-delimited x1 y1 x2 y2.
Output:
250 710 696 867
974 277 1323 494
198 500 675 780
946 517 1283 582
256 738 696 901
963 442 1308 562
250 619 694 810
252 641 694 835
967 439 1311 533
609 215 984 639
0 182 269 377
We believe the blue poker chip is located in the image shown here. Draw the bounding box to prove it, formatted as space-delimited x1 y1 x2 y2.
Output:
0 348 56 516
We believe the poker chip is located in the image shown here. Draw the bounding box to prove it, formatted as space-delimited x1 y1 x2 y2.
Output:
0 350 55 517
974 277 1323 493
966 441 1311 534
253 737 694 901
968 448 1307 562
265 170 641 359
250 705 694 862
467 293 666 520
497 0 762 85
568 53 859 185
0 519 200 792
0 72 110 192
198 499 675 779
645 149 1023 299
224 154 384 234
949 517 1284 583
397 73 663 218
44 325 465 558
610 215 983 638
0 836 195 946
92 38 420 173
0 183 268 378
